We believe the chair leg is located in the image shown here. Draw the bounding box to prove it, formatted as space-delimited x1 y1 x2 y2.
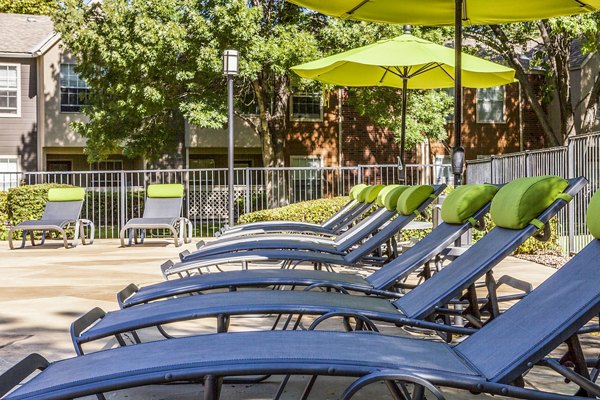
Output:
7 227 19 249
72 221 81 248
58 228 69 248
204 375 222 400
40 230 46 245
119 226 127 247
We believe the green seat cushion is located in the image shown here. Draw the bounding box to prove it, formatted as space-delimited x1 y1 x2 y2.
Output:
586 189 600 239
356 185 372 203
397 185 435 215
147 184 184 198
377 185 409 211
490 176 569 229
441 184 499 224
48 187 85 202
349 184 368 200
365 184 386 203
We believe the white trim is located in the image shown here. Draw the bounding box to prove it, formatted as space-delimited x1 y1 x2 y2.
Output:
475 86 506 124
289 92 323 122
0 63 21 118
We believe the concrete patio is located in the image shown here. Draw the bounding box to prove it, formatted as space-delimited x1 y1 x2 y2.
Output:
0 239 593 399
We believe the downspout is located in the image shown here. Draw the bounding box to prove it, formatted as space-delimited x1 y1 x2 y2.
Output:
338 88 344 166
36 52 45 171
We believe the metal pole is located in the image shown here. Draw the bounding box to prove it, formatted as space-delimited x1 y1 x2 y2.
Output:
227 75 235 226
452 0 465 186
400 78 408 170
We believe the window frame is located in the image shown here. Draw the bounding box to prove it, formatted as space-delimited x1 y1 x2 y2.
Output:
476 86 506 124
0 155 20 190
0 63 21 118
59 63 89 114
46 160 73 172
289 91 323 122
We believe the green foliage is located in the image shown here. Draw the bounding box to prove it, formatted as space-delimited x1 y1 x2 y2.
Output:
349 89 453 149
0 191 8 240
238 196 350 225
0 0 56 15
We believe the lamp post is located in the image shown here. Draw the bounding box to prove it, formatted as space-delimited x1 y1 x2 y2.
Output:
223 49 239 227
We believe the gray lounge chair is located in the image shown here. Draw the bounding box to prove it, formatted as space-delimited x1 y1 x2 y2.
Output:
119 184 192 247
214 183 375 239
120 183 498 307
72 177 582 353
2 179 598 400
162 184 445 276
183 185 412 259
8 187 94 249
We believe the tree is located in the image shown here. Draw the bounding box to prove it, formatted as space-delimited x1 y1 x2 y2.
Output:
0 0 56 15
54 0 456 168
465 14 600 146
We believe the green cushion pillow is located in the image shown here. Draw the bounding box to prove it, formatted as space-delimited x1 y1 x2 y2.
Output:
48 187 85 202
365 184 386 204
349 184 368 200
586 189 600 240
441 184 499 224
490 176 568 229
147 184 184 198
397 185 434 215
356 185 372 203
378 185 409 211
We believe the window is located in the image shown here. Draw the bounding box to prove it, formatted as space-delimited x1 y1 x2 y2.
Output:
290 91 322 121
290 155 322 201
91 160 123 187
47 160 73 172
0 65 19 116
596 101 600 120
60 64 89 112
476 86 505 123
0 156 19 190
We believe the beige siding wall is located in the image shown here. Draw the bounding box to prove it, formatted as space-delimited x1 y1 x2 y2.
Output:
574 54 600 133
0 57 38 171
42 41 87 149
186 117 261 148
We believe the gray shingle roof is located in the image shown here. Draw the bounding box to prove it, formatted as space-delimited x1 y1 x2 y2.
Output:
0 13 56 56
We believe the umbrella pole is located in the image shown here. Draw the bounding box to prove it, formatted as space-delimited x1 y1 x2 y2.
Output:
453 0 466 186
400 78 408 175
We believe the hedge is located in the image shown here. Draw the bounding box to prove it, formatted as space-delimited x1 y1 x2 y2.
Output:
238 196 350 225
0 191 8 240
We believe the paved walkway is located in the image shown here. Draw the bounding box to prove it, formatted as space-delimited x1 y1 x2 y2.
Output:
0 239 588 399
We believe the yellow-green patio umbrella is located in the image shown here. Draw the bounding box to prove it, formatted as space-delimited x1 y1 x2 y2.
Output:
292 33 515 167
286 0 600 184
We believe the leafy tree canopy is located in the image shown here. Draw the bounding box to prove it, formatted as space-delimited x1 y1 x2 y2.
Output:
0 0 56 15
54 0 455 163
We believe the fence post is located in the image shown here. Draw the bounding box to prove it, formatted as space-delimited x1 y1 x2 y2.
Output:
120 171 126 229
245 167 251 214
357 165 364 184
567 138 575 255
524 150 530 177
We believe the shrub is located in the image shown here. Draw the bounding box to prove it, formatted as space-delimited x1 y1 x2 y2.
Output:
0 191 8 240
238 196 350 225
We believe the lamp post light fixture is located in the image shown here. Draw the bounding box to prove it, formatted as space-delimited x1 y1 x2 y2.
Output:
223 49 239 227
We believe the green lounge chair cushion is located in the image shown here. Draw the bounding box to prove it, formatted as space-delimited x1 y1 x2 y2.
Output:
356 185 372 202
587 190 600 239
47 187 85 202
378 185 409 211
490 176 568 230
365 184 386 203
441 184 499 224
397 185 434 215
349 184 368 200
147 184 184 198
